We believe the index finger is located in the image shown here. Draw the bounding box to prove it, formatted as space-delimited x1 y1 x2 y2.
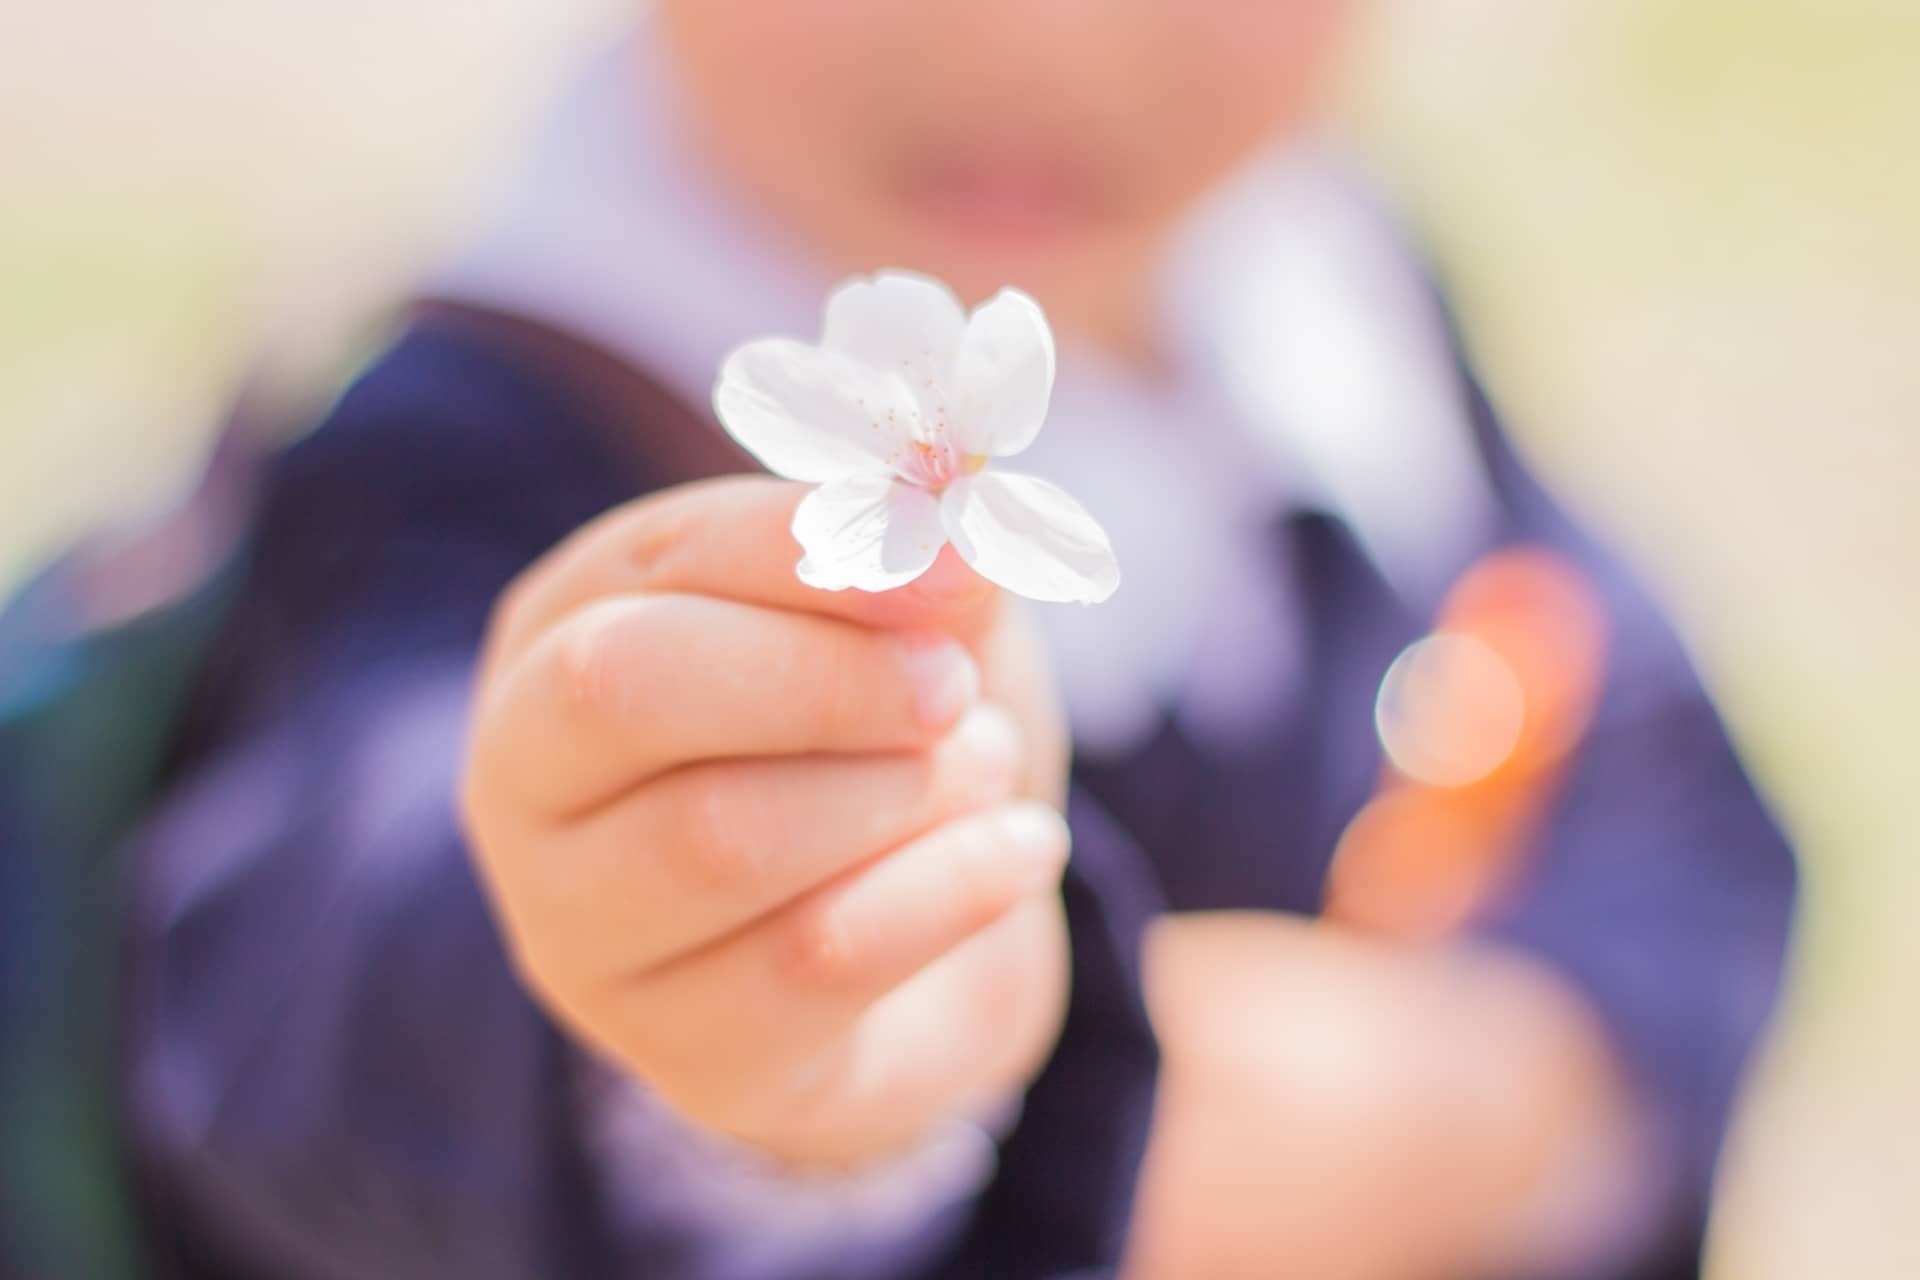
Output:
488 476 1001 670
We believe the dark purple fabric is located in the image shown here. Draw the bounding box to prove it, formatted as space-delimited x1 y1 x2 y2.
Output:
118 316 1794 1280
1452 363 1800 1271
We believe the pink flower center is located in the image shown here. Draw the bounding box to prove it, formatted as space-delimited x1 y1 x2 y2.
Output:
890 431 985 492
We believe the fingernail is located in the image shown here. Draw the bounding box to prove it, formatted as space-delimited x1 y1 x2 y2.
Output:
951 705 1023 799
1001 803 1071 890
903 636 979 730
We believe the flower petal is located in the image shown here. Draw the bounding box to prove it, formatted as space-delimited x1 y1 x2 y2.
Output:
714 338 920 483
793 474 948 592
951 288 1056 459
822 270 968 398
940 471 1119 604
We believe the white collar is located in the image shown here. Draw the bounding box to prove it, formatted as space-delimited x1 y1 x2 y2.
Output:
1163 151 1500 607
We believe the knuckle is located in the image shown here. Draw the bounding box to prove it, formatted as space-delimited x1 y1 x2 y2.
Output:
778 902 864 995
673 775 767 893
552 604 637 722
622 488 703 588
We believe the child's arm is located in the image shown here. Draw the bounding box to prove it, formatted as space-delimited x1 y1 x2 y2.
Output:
1127 624 1792 1278
1130 914 1643 1280
1125 368 1797 1279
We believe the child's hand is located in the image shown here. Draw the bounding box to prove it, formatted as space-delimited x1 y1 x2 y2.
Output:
1127 914 1636 1280
460 476 1072 1167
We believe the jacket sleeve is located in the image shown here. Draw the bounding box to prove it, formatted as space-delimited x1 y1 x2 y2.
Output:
119 352 626 1279
1459 369 1799 1275
124 651 609 1280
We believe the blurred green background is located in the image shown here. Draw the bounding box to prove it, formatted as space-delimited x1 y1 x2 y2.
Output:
3 1 1914 1273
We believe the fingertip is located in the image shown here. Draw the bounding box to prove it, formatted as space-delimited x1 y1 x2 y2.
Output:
941 703 1025 803
901 634 981 732
998 802 1072 891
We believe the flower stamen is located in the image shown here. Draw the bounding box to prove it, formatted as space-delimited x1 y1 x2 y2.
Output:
896 435 961 490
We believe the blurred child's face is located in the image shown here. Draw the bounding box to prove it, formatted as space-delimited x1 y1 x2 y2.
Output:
660 0 1353 356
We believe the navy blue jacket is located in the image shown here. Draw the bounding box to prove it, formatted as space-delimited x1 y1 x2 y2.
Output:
117 306 1795 1279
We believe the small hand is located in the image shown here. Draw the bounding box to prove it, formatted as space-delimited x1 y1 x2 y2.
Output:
1127 913 1642 1280
461 476 1072 1168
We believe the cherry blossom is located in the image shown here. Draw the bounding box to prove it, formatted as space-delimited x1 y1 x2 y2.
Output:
714 271 1120 604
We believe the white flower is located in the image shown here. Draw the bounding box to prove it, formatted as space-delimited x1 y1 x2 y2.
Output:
713 270 1121 604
